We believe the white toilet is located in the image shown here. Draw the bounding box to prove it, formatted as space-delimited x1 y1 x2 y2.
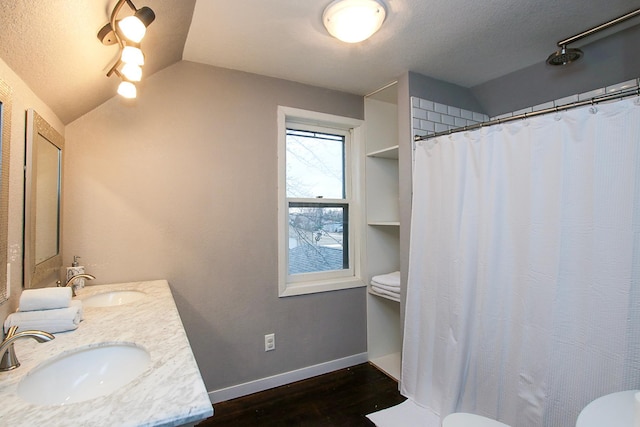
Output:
442 412 511 427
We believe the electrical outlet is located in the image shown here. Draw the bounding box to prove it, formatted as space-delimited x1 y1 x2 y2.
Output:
265 333 275 352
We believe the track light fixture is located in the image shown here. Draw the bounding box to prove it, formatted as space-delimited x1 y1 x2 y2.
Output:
98 0 155 98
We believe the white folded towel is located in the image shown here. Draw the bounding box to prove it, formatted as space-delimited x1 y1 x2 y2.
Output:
371 285 400 302
4 305 82 334
19 287 72 312
371 271 400 288
370 281 401 294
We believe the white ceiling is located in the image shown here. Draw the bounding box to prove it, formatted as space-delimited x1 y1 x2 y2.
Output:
0 0 638 124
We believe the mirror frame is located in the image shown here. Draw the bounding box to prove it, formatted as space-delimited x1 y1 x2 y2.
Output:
0 79 11 302
24 109 64 288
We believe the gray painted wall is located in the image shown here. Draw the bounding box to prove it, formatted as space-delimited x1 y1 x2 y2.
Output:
472 24 640 117
64 61 367 392
408 71 486 114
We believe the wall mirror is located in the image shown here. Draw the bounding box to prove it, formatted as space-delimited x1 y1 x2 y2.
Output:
24 109 63 288
0 79 12 302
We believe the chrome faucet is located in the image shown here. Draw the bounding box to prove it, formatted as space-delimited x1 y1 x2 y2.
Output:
56 274 96 296
0 326 54 371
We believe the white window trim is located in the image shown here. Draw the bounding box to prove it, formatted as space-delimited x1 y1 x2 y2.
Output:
277 106 365 297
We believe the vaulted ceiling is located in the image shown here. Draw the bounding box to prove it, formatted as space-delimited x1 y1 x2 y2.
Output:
0 0 638 124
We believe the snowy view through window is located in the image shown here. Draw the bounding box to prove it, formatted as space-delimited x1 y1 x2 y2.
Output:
286 129 348 275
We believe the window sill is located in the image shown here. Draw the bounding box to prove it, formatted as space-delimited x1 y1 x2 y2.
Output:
279 277 366 297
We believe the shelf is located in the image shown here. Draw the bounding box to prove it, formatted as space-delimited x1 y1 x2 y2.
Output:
366 145 399 159
365 95 401 385
370 352 401 381
368 221 400 227
369 287 400 303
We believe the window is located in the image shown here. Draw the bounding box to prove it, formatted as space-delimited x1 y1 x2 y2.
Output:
278 107 364 296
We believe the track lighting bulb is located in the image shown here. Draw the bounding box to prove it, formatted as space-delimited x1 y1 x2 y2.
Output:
118 15 147 43
121 63 142 82
97 4 155 45
117 81 137 99
121 46 144 65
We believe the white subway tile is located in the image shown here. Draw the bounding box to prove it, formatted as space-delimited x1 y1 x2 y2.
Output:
532 101 554 111
434 102 448 114
413 107 427 120
414 129 428 138
411 97 420 107
420 99 434 111
441 115 455 126
412 118 422 129
554 94 579 106
606 79 638 93
513 107 533 116
454 117 467 127
420 120 435 131
472 111 485 122
435 123 449 133
447 106 461 117
427 111 442 122
493 112 513 120
577 87 605 101
460 109 473 120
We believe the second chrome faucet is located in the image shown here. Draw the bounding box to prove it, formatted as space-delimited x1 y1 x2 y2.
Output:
57 274 96 297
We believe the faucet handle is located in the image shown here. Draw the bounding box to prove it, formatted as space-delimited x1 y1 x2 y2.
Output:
1 326 19 371
5 325 18 339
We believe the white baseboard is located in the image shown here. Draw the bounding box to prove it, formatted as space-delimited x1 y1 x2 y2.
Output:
208 352 368 404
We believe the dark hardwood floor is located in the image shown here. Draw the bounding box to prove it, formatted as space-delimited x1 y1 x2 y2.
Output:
197 363 405 426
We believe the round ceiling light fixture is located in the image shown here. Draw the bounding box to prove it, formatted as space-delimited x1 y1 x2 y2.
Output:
323 0 386 43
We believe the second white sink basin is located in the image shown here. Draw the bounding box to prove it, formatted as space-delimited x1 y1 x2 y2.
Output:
82 290 146 307
18 343 150 406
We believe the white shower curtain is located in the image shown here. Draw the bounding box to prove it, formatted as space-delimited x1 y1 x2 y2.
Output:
402 97 640 426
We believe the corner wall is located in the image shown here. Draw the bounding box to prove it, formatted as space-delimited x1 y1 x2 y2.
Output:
64 61 367 393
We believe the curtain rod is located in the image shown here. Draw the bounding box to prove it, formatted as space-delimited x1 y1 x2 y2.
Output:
414 86 640 142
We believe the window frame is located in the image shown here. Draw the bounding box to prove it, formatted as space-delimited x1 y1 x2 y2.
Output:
277 106 365 297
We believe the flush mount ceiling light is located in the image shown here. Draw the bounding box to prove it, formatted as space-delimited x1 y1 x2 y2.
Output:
97 0 155 98
323 0 386 43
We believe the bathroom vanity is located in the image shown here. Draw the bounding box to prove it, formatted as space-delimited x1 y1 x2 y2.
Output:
0 280 213 426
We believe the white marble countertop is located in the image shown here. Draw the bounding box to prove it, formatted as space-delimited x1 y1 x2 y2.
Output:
0 280 213 426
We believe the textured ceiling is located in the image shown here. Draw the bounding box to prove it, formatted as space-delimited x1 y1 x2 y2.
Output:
0 0 195 124
0 0 638 124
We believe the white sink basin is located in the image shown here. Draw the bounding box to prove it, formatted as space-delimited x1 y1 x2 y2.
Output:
82 290 145 307
18 343 150 405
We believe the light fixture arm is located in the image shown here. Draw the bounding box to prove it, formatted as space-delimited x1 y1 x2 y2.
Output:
125 0 138 12
110 0 128 48
106 59 122 78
